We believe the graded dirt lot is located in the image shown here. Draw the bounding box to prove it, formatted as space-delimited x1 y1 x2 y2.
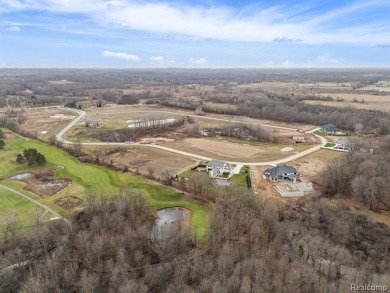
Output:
290 149 346 181
160 137 308 162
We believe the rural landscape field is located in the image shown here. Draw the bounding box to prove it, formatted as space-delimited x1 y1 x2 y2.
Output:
0 68 389 292
1 0 390 291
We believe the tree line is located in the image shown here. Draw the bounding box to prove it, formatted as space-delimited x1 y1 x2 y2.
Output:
1 187 389 292
318 143 390 211
161 93 390 135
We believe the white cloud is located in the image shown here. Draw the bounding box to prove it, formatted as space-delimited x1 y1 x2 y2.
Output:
0 0 389 44
7 26 20 32
150 56 164 63
102 50 141 62
282 60 294 67
316 53 344 65
149 56 175 66
188 57 208 66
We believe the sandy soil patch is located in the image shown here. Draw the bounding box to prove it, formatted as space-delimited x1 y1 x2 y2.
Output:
280 147 294 152
139 137 173 144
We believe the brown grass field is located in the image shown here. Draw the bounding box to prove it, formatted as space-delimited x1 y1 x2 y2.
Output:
236 82 390 112
89 145 198 176
160 137 311 162
19 108 74 141
304 93 390 111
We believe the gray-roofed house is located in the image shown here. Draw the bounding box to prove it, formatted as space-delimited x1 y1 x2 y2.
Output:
206 160 232 178
321 123 337 134
263 165 300 182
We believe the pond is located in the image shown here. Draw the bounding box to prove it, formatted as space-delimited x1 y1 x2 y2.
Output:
152 207 190 238
9 173 33 180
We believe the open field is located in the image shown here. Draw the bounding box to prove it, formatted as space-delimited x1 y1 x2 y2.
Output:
237 81 390 112
160 137 312 162
305 93 390 111
19 108 75 141
89 145 199 176
79 104 317 131
0 130 211 241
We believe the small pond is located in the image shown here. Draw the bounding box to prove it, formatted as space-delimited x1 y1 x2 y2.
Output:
152 207 190 238
9 173 33 180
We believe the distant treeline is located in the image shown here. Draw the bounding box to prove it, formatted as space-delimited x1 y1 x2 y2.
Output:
161 95 390 134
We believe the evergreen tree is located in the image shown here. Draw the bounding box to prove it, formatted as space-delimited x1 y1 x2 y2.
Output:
16 153 25 164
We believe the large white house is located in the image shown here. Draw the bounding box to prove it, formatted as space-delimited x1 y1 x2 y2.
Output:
206 160 232 178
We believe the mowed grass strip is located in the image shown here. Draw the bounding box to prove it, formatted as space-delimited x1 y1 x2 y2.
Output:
0 131 211 242
0 188 45 230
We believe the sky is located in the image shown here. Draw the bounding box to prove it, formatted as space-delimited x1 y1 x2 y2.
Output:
0 0 389 68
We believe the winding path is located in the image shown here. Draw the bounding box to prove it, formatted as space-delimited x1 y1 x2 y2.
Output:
56 107 327 166
0 184 64 220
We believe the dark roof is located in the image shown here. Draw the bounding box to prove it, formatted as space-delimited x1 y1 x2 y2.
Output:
264 165 298 179
207 159 232 169
322 123 337 132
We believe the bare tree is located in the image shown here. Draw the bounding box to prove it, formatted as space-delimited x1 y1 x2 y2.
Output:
0 213 20 241
160 169 175 186
147 166 156 179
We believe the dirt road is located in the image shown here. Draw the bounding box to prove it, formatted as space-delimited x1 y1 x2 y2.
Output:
56 107 327 166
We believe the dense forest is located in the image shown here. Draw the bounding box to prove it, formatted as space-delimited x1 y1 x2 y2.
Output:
1 188 389 292
319 143 390 211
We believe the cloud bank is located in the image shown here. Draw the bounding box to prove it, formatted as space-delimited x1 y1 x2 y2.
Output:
0 0 389 44
102 51 141 62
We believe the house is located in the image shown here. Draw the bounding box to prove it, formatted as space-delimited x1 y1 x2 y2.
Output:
321 123 337 134
334 140 350 151
85 121 101 128
206 160 232 178
263 165 300 182
293 136 306 143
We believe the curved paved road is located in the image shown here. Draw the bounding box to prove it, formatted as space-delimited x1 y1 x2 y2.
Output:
57 107 327 166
